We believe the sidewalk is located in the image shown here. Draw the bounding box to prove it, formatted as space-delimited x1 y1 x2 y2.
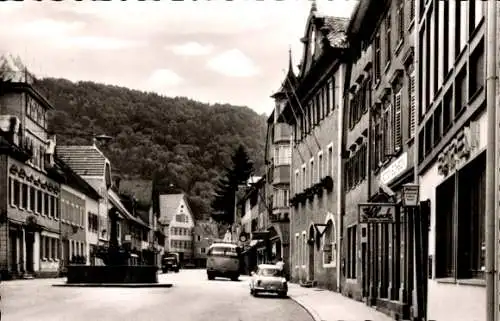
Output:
287 283 392 321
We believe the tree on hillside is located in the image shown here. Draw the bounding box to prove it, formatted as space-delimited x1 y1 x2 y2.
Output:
211 145 254 224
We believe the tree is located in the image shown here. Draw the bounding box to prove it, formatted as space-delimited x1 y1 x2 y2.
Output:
211 145 254 224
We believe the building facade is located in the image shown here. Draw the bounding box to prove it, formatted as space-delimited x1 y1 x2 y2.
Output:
280 5 347 291
56 143 113 255
158 193 195 265
341 1 421 319
0 62 62 279
416 1 487 321
266 59 294 278
193 219 218 268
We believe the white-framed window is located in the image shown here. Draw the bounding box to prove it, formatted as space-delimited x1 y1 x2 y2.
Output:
274 145 291 165
327 143 334 176
323 219 336 267
309 157 315 186
301 164 306 192
294 170 300 194
318 151 324 180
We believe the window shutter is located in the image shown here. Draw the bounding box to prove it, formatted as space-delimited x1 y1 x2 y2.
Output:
394 90 403 150
409 72 417 138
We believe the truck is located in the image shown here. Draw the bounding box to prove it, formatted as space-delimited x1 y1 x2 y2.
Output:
162 252 180 273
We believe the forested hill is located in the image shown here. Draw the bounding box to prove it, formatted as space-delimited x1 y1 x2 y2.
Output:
35 78 267 219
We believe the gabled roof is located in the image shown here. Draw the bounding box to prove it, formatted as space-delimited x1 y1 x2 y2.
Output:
56 145 109 177
108 189 149 228
158 193 193 225
55 156 101 200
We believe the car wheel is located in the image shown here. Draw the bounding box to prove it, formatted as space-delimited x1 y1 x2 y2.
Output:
207 273 215 280
252 290 258 297
250 288 254 295
278 291 287 298
230 275 239 281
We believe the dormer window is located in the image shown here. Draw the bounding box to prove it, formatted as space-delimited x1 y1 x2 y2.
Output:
310 29 316 57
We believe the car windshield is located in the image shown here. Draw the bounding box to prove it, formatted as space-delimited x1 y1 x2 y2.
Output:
258 268 282 277
210 246 239 257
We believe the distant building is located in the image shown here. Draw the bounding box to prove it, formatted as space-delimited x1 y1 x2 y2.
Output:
193 219 218 267
158 193 195 265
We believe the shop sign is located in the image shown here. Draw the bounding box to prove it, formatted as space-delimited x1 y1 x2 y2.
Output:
358 202 397 224
380 152 408 185
437 122 479 176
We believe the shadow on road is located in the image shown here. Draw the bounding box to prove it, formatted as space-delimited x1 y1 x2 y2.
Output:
253 294 289 300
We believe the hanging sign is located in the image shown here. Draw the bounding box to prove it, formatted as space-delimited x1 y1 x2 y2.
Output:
358 202 397 224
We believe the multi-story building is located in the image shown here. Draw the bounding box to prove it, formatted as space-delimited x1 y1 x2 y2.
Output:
265 58 294 278
56 157 101 268
0 58 62 278
341 0 419 319
56 143 113 253
158 193 195 265
279 4 348 290
416 1 487 321
193 218 218 268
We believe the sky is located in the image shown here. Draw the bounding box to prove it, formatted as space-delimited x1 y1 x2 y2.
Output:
0 0 357 115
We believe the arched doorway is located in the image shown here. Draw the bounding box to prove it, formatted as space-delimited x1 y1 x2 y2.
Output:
308 225 315 281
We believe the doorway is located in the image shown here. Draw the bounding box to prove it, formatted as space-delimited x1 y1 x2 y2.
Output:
25 232 34 273
308 226 315 281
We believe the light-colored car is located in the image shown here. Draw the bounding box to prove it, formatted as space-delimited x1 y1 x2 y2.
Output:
249 264 287 297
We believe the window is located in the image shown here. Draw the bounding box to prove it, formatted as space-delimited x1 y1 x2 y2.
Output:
455 1 467 57
294 170 299 194
442 0 450 78
396 0 404 42
385 13 391 64
470 0 484 35
469 40 485 99
435 153 486 279
347 225 357 279
13 179 20 206
201 248 206 254
44 193 49 216
21 183 28 209
30 187 35 211
318 152 323 180
323 220 335 266
409 0 415 22
374 34 381 81
301 165 306 191
443 88 452 132
409 71 417 138
383 101 393 156
309 159 315 185
37 190 42 213
176 214 187 223
327 145 333 176
424 118 433 156
394 90 402 150
275 145 291 165
330 77 336 111
433 104 442 146
455 68 467 117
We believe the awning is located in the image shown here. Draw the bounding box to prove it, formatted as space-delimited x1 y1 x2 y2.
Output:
241 239 264 255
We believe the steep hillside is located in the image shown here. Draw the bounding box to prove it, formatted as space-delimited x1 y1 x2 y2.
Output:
35 78 267 219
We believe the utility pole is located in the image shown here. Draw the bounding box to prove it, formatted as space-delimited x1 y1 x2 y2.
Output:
485 1 498 321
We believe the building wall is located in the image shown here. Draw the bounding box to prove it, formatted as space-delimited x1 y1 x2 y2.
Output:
60 185 86 265
290 64 344 291
167 198 194 260
85 196 99 263
83 177 110 244
0 155 8 271
416 1 487 320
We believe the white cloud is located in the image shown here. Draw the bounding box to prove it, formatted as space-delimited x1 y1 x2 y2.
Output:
170 42 214 56
206 49 259 78
55 36 144 51
146 69 183 91
17 19 85 37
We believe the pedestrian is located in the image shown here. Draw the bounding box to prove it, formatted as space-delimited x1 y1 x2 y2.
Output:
275 257 284 271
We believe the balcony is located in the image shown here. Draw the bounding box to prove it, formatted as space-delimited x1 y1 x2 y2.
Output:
273 123 291 143
272 165 290 185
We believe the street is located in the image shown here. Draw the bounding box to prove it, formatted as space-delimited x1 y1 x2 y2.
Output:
1 269 313 321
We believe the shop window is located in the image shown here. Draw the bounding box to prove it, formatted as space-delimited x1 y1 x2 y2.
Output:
347 225 357 279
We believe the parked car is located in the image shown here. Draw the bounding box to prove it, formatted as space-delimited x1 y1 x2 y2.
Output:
249 264 287 297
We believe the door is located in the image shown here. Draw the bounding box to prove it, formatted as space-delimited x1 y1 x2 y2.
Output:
25 232 34 273
9 231 17 272
308 226 315 281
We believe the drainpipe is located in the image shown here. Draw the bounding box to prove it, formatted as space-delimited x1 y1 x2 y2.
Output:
485 1 498 321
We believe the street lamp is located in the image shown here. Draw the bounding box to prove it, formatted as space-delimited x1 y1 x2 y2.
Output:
401 183 419 208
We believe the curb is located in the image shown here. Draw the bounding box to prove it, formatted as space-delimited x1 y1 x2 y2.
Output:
52 283 173 288
289 295 322 321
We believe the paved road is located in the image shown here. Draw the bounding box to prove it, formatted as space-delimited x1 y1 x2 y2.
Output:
1 269 313 321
